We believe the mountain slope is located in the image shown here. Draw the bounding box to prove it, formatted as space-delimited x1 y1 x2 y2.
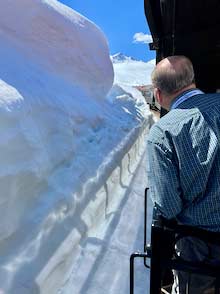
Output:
112 54 155 86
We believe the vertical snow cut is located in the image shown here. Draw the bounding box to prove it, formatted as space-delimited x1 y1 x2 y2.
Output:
0 1 153 293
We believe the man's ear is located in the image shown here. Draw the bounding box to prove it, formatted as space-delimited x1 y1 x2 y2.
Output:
154 87 162 105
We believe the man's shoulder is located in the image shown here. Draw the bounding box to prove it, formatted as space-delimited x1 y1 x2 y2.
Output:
148 108 199 144
181 92 220 110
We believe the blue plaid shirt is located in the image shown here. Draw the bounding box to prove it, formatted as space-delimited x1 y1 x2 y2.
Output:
147 90 220 231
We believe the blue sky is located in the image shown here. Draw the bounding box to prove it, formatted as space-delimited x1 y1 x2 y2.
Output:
58 0 155 62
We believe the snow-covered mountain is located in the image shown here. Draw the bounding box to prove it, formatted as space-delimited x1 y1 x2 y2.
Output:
111 52 136 63
107 53 155 117
112 53 155 86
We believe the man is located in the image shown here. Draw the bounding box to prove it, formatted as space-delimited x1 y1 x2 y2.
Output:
147 55 220 293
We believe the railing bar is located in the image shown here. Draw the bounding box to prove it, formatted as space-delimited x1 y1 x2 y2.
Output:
130 252 150 294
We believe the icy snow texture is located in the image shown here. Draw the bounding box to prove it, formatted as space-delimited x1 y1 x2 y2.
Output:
0 0 113 100
0 0 154 293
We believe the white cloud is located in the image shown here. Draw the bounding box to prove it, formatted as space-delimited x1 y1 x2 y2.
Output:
133 32 153 44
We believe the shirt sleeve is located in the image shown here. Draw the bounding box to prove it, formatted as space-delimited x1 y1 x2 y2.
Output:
146 139 183 219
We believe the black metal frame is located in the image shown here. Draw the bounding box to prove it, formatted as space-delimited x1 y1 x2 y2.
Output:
130 189 220 294
130 188 150 294
144 0 220 92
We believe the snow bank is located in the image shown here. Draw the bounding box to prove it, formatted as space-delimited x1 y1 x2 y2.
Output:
0 0 113 100
0 1 153 293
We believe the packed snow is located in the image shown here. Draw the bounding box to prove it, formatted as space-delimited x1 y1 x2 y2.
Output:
0 0 155 293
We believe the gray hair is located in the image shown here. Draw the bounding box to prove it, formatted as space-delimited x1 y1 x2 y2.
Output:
151 56 195 95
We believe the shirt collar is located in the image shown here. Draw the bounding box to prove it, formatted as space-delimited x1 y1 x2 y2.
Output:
170 89 204 110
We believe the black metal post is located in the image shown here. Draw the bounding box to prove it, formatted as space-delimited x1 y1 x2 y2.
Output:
130 252 150 294
144 188 150 268
149 224 163 294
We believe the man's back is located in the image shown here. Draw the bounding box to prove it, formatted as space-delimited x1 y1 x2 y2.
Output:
147 92 220 231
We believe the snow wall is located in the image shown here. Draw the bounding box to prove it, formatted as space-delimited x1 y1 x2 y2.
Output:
0 0 154 293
